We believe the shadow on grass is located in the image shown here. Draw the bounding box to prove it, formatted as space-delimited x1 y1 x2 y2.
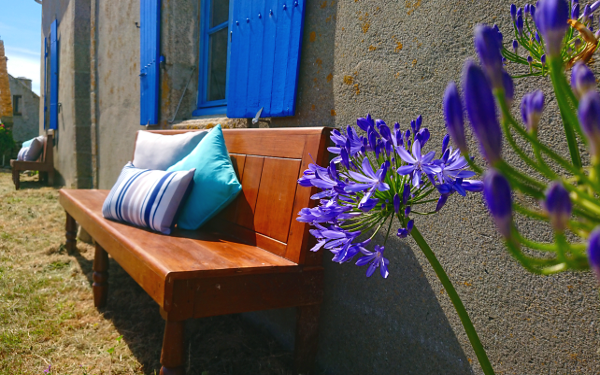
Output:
71 246 297 375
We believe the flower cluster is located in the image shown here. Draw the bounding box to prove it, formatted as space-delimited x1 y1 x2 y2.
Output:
500 0 599 78
297 114 481 278
451 0 600 277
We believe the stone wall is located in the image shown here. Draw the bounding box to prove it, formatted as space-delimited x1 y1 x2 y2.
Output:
41 0 600 373
9 75 40 144
41 0 92 188
0 40 13 126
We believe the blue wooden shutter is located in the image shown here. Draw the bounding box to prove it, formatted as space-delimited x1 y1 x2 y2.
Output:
140 0 161 125
49 20 58 130
43 37 48 130
227 0 306 118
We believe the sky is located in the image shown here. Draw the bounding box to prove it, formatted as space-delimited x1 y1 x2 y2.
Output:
0 0 42 95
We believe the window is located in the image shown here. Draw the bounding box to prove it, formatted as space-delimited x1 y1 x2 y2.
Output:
13 95 21 116
193 0 230 116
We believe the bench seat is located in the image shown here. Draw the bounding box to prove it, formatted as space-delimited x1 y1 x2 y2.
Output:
60 127 330 375
60 188 323 320
11 131 55 190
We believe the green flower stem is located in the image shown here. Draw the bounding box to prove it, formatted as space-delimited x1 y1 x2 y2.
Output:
549 56 583 168
410 225 496 375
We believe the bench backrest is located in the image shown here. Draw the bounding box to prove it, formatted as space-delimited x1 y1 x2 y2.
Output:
40 131 54 164
137 128 330 266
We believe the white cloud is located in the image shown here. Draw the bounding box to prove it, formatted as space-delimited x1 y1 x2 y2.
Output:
5 47 40 95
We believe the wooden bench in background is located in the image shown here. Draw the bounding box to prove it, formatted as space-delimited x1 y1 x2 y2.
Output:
59 127 330 375
10 130 55 190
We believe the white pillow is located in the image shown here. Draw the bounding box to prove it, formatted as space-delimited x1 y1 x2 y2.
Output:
17 136 44 161
102 162 195 234
133 130 209 170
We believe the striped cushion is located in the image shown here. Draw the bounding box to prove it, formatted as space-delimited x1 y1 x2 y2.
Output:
102 162 195 234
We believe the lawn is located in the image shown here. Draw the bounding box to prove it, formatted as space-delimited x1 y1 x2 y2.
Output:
0 170 294 375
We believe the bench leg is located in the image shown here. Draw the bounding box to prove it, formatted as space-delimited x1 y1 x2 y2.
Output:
294 304 321 375
93 244 109 308
47 170 55 186
65 212 77 253
12 169 20 190
160 319 186 375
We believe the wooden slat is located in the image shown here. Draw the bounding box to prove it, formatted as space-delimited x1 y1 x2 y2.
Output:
235 156 264 229
216 154 247 222
254 157 301 244
190 269 324 319
285 131 329 264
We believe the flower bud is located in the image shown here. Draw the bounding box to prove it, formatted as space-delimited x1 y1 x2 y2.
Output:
483 169 513 238
536 0 569 56
474 25 504 89
393 193 401 214
512 39 519 53
592 1 600 12
531 4 536 17
578 91 600 158
510 4 517 21
435 194 449 212
583 4 591 23
587 227 600 280
520 90 545 132
525 4 531 14
517 15 524 35
462 60 503 164
357 114 374 132
503 71 515 106
443 81 468 154
543 182 572 232
571 62 596 99
517 7 523 18
415 115 422 132
442 134 450 154
402 184 410 204
541 54 547 65
572 3 580 19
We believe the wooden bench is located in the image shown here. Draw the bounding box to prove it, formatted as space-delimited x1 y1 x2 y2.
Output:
59 127 329 375
10 130 55 190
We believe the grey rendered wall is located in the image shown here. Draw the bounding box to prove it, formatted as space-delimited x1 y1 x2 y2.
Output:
68 0 600 373
245 1 600 375
41 0 91 188
9 76 40 143
93 0 140 189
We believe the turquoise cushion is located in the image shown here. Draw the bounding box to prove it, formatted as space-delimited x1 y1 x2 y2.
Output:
167 125 242 230
22 138 34 148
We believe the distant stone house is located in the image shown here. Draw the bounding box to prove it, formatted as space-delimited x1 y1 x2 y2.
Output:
39 1 600 374
9 75 40 144
0 39 40 147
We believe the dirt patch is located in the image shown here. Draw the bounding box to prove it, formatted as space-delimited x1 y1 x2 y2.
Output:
0 170 302 375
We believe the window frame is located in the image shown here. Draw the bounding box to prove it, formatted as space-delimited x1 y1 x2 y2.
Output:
13 95 22 116
193 0 231 117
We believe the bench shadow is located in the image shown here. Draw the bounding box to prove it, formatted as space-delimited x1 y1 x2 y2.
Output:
71 245 296 375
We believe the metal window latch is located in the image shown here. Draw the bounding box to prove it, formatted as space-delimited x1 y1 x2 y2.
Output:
252 107 270 127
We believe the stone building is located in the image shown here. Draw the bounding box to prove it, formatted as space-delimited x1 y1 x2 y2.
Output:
9 75 40 144
40 1 600 374
0 40 13 127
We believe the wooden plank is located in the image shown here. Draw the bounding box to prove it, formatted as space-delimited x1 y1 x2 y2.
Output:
208 219 287 256
254 157 301 244
270 0 292 116
191 269 323 319
215 154 247 222
286 130 330 264
235 156 264 229
258 0 278 117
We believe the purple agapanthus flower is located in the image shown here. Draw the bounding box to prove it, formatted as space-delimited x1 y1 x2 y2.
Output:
345 157 390 211
396 139 441 187
356 245 389 278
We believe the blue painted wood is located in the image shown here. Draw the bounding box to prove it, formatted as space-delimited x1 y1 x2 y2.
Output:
196 0 228 114
43 37 48 130
270 0 292 116
227 0 305 118
282 0 305 117
49 20 58 130
259 0 278 117
140 0 161 125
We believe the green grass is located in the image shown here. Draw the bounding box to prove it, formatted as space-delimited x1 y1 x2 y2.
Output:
0 170 296 375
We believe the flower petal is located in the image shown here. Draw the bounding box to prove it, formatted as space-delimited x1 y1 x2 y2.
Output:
396 165 416 175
